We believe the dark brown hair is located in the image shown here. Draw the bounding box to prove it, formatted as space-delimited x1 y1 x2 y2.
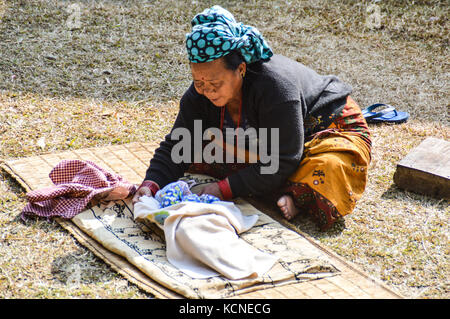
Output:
223 50 245 70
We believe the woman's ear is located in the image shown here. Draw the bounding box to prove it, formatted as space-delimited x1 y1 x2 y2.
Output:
238 62 247 78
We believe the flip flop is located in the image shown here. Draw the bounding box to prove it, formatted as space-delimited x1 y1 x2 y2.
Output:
362 103 396 120
362 103 409 124
370 109 409 124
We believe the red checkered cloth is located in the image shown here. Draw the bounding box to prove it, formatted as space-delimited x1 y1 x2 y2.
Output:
21 159 137 220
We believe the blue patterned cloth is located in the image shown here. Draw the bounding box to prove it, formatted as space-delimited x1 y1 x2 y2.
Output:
155 181 220 208
186 5 273 64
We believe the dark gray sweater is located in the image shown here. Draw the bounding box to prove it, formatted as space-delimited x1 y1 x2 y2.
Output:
145 54 352 197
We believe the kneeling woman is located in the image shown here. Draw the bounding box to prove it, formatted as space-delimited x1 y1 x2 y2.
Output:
133 6 372 231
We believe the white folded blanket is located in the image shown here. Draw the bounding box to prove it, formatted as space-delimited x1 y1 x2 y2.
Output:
133 196 278 279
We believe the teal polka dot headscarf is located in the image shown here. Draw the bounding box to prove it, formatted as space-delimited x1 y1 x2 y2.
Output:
186 5 273 64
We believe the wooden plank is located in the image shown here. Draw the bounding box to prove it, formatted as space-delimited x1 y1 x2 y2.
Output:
394 137 450 199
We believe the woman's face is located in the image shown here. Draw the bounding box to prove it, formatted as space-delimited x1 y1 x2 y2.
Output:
190 58 245 107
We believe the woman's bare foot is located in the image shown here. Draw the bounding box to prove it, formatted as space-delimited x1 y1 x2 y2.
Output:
277 195 300 220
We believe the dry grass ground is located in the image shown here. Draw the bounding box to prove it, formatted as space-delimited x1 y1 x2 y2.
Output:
0 0 448 299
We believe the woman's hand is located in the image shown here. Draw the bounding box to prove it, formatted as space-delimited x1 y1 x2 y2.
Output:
132 180 160 205
198 182 224 200
132 186 153 204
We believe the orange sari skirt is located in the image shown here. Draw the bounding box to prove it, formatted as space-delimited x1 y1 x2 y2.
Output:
188 96 372 231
